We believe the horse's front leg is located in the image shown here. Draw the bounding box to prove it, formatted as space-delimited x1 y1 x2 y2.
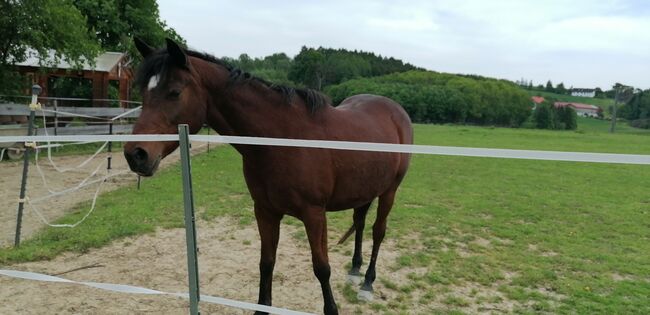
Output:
303 207 339 315
254 206 282 315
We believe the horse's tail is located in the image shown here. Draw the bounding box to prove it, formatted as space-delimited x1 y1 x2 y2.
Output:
337 224 356 245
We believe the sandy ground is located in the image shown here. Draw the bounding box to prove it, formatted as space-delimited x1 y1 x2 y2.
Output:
0 218 404 314
0 143 209 248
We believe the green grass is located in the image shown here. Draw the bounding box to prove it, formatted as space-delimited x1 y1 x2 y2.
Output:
528 91 615 108
576 117 650 135
2 123 650 314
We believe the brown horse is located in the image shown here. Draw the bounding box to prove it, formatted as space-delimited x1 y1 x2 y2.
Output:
124 38 412 315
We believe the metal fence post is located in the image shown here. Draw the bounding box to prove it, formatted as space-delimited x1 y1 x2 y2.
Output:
53 99 58 136
107 122 113 170
179 124 200 315
206 127 210 153
15 84 41 247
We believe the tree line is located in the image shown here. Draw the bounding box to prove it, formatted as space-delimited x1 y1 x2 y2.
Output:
515 78 639 100
226 46 420 91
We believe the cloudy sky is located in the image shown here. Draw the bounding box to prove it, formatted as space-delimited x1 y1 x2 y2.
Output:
157 0 650 90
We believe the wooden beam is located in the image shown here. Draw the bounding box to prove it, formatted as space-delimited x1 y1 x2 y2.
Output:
0 103 140 119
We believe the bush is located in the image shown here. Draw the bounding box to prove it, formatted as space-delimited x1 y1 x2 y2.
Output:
533 102 577 130
325 70 532 127
630 119 650 129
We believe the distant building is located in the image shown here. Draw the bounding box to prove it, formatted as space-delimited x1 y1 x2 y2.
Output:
531 96 545 104
530 96 545 110
571 88 596 98
15 50 132 107
554 102 601 118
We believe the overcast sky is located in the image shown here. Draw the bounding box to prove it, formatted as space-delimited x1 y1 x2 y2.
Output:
157 0 650 90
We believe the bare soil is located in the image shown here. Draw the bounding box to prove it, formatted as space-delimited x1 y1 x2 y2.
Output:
0 217 404 314
0 144 207 248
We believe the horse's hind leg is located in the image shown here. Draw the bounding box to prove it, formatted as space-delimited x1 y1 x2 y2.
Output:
254 206 282 315
303 207 339 315
348 202 371 285
358 190 396 301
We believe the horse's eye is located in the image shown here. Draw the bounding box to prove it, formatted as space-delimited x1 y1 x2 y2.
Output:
168 90 181 99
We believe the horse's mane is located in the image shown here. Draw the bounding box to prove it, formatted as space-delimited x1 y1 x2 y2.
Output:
135 49 330 113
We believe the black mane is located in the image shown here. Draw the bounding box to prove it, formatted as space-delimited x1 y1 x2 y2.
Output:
135 49 330 113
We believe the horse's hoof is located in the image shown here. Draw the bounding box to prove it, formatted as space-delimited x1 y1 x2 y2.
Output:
357 289 373 302
347 274 362 285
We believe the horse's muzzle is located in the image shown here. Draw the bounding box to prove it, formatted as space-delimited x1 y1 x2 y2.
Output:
124 146 160 177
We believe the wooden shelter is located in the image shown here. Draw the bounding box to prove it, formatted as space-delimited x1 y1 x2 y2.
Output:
15 51 133 107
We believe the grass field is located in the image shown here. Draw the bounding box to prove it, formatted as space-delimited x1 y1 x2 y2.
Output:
2 122 650 314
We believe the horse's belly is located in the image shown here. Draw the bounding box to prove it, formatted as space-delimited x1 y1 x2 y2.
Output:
326 153 399 211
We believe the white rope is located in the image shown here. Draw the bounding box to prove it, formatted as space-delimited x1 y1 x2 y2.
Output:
0 270 313 315
25 169 132 228
35 141 97 149
39 108 108 173
33 152 105 195
40 108 109 121
44 142 107 173
25 176 104 228
111 106 142 121
30 169 130 203
0 148 5 160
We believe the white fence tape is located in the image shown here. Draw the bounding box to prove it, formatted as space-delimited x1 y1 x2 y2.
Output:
0 269 314 315
1 134 650 165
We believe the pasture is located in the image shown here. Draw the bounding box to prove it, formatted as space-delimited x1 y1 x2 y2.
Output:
1 121 650 314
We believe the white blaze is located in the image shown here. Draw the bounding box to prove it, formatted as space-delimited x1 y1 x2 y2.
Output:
147 75 160 91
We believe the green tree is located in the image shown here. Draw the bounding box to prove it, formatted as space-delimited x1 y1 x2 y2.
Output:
288 46 325 90
534 102 554 129
73 0 183 58
0 0 101 93
556 82 567 95
545 80 554 93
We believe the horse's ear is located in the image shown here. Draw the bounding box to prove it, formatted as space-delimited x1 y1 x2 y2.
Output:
134 37 154 58
166 38 188 68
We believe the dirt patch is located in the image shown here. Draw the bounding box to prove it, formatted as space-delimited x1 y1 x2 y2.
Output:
0 143 208 248
0 218 400 314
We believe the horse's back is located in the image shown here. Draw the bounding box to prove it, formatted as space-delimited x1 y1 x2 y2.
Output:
333 94 413 145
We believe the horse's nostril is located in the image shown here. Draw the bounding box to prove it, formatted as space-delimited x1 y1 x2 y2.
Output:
133 147 148 163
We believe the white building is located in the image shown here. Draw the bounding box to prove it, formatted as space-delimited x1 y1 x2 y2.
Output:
555 102 601 118
571 88 596 98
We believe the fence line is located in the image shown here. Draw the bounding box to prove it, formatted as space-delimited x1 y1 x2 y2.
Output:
0 103 142 119
0 269 314 315
0 95 142 104
1 134 649 165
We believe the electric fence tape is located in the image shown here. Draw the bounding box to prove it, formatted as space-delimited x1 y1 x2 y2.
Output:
1 134 649 165
0 269 314 315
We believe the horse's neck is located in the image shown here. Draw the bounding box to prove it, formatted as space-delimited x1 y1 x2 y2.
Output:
200 64 303 154
208 84 299 138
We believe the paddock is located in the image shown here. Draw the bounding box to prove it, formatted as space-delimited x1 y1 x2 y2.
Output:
1 121 650 314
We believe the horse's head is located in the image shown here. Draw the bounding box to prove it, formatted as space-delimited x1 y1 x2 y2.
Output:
124 38 207 176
